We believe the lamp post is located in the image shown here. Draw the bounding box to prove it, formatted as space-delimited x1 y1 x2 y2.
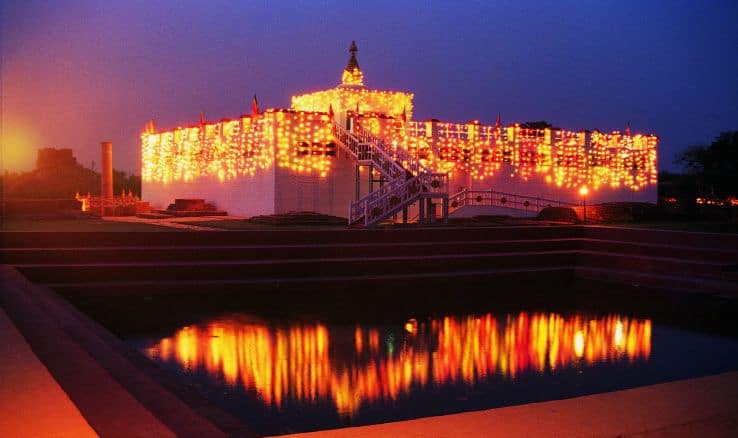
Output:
579 186 589 224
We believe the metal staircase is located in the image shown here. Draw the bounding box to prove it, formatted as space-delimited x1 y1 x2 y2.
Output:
332 120 448 227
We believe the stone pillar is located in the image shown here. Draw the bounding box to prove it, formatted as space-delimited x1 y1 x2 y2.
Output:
101 141 113 199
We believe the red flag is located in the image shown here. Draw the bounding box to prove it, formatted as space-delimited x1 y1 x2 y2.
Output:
251 95 259 117
328 104 334 119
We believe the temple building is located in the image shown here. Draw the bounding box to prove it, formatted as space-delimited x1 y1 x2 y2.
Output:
141 42 658 225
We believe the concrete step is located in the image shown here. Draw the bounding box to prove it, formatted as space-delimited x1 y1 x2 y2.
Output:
0 267 201 437
578 251 734 282
17 251 577 284
22 278 250 435
1 239 582 264
584 239 738 264
575 266 738 297
0 226 584 248
583 226 738 251
46 266 575 297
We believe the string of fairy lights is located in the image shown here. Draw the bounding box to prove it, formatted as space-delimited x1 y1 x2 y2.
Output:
350 116 657 191
291 87 413 122
141 110 334 184
141 60 657 193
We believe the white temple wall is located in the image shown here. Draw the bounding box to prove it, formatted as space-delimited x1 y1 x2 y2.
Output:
143 167 276 216
274 150 357 218
469 166 657 204
447 172 473 195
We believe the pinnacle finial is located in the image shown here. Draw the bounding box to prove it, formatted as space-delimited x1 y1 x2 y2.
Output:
342 40 364 86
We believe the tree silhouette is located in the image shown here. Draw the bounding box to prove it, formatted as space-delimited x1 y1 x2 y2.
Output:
677 131 738 198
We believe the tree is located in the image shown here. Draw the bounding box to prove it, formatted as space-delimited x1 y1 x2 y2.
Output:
677 131 738 198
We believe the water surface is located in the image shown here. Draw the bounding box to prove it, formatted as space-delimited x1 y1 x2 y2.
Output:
127 309 738 435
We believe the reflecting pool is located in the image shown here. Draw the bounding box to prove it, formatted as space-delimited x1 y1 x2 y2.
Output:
128 311 738 435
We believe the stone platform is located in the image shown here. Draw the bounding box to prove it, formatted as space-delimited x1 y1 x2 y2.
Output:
1 225 737 436
1 265 736 437
3 225 737 297
284 371 738 438
0 307 96 438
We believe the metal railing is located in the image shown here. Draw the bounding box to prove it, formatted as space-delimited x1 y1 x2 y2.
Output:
448 189 575 215
332 120 449 227
352 124 433 178
333 122 404 181
348 172 449 226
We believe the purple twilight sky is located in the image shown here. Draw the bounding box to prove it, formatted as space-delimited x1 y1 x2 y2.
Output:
2 0 737 174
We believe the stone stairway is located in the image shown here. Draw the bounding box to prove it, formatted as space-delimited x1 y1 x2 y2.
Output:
574 227 738 296
3 227 576 297
3 226 737 298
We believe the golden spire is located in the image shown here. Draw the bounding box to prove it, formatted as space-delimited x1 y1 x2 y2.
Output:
341 40 364 86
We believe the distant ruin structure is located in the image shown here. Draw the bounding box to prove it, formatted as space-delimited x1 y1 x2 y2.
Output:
36 148 78 170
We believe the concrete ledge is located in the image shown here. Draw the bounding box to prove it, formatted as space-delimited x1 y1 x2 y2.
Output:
26 281 249 437
2 223 738 437
284 372 738 438
583 226 738 251
6 225 737 297
0 238 583 264
43 266 575 297
0 307 97 438
576 266 738 298
0 266 245 437
0 266 175 437
0 226 585 248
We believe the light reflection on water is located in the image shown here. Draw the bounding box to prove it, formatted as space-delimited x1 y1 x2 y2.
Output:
142 312 651 417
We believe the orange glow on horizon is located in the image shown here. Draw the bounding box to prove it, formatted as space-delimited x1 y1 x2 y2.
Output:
144 312 651 417
1 118 41 172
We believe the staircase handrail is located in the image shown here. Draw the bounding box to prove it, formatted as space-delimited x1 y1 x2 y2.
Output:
334 118 450 226
349 172 449 225
351 175 426 226
352 124 433 178
330 122 360 160
333 122 405 181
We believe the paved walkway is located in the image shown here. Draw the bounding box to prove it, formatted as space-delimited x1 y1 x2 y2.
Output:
0 307 97 438
284 372 738 438
101 215 241 231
